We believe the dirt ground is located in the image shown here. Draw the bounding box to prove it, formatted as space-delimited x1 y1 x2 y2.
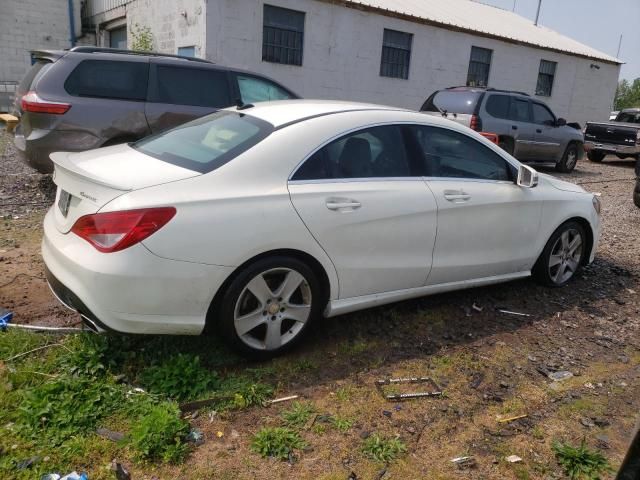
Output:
1 128 639 479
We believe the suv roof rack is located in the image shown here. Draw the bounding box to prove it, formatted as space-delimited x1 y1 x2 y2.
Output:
445 86 530 97
68 46 214 64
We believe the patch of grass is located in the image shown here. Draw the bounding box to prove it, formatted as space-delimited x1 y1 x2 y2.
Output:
361 434 407 463
251 427 306 460
513 465 531 480
281 401 316 428
338 339 372 356
130 401 190 463
219 377 274 409
331 416 353 432
291 358 318 373
531 425 545 440
141 353 220 401
335 386 353 402
558 398 606 418
553 439 612 480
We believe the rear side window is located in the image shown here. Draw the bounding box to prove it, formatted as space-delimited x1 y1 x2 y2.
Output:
18 60 51 93
133 111 273 173
509 98 531 122
236 75 293 103
485 94 510 119
65 60 148 101
152 66 231 108
421 90 482 114
410 126 512 181
616 111 640 123
292 125 412 180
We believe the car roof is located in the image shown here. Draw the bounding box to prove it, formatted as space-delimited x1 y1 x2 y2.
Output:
224 100 409 128
441 86 531 97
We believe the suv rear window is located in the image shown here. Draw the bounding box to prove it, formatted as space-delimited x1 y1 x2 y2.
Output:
133 111 273 173
64 60 148 101
421 90 482 114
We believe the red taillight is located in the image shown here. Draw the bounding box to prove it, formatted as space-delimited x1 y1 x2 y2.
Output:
470 114 480 131
70 207 176 253
21 91 70 114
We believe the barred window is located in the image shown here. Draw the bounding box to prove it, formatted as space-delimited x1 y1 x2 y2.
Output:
262 5 305 66
466 46 492 87
536 60 557 96
380 29 413 79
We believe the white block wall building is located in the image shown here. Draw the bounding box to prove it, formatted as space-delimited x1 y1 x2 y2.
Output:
0 0 82 83
84 0 622 125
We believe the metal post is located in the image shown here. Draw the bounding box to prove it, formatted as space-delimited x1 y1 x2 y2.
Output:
616 34 623 58
534 0 542 25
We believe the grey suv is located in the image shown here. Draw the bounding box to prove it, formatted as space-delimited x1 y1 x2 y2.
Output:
13 47 299 173
421 87 584 172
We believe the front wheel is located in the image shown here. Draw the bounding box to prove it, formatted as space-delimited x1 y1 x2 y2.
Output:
217 256 322 358
587 151 605 162
556 144 579 173
533 221 587 287
634 180 640 208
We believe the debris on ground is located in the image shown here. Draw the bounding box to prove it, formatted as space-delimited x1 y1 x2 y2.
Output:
42 472 88 480
185 428 205 445
472 302 483 312
497 414 528 424
497 309 532 317
96 428 125 443
451 456 476 469
375 376 442 401
269 394 299 404
0 307 13 330
506 455 523 463
111 461 131 480
548 371 574 382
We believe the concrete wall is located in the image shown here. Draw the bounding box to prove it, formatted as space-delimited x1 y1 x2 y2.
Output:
205 0 620 125
0 0 82 83
125 0 206 57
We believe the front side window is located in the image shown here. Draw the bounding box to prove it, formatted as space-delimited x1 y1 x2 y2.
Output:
64 60 148 101
292 125 413 180
411 126 512 181
262 5 305 66
133 111 273 173
152 66 230 108
536 60 557 96
380 29 413 80
509 98 531 123
236 75 294 103
532 102 556 125
467 46 492 87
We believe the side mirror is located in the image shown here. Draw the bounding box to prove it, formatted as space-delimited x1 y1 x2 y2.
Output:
517 164 538 188
556 118 567 127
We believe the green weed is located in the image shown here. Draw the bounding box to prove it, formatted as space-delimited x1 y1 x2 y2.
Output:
129 402 190 463
281 401 316 428
141 353 219 401
361 434 407 463
251 427 306 460
331 416 353 432
553 440 612 480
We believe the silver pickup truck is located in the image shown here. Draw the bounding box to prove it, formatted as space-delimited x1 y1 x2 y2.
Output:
584 108 640 162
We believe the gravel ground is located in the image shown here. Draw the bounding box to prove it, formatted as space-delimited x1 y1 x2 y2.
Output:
0 129 639 479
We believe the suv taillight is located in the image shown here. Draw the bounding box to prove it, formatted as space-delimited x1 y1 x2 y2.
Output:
470 114 481 131
21 91 70 114
71 207 176 253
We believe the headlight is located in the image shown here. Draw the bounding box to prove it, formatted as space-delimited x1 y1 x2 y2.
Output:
592 195 601 215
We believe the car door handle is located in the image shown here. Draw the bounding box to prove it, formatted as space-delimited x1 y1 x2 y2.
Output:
325 198 361 210
512 125 518 130
443 190 471 202
536 129 542 133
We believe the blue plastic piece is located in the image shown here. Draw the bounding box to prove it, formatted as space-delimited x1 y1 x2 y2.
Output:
0 308 13 331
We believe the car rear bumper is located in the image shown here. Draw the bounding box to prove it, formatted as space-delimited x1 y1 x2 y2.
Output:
584 141 640 156
41 208 234 335
14 127 102 174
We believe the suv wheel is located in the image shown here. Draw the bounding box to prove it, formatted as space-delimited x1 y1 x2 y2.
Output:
587 151 605 162
556 143 578 173
634 180 640 208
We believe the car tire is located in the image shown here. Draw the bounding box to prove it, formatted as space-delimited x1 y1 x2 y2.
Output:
217 256 322 358
555 143 578 173
634 180 640 209
587 151 605 162
532 221 587 287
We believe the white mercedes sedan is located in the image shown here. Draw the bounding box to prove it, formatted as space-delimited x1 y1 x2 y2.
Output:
43 100 601 356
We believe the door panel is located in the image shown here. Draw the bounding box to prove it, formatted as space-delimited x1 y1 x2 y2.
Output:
531 103 562 161
289 180 438 299
426 179 542 284
509 98 536 160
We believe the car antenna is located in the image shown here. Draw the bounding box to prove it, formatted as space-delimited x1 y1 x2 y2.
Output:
236 99 254 110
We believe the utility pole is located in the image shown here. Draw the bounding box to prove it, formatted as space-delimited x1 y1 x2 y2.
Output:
534 0 542 26
512 0 517 12
616 34 623 58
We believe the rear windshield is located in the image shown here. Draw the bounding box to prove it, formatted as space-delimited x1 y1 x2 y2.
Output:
421 90 482 115
615 111 640 124
18 60 51 93
133 110 273 173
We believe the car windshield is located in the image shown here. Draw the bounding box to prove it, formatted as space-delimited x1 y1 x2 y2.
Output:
133 110 274 173
615 111 640 124
421 90 482 114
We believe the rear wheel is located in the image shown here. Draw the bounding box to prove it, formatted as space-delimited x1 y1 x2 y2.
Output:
555 143 578 173
634 180 640 208
218 256 322 358
587 151 605 162
533 221 587 287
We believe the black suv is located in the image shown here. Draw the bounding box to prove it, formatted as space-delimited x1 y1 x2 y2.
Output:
13 47 299 173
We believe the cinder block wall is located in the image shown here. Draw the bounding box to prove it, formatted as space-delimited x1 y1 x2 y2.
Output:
0 0 82 83
205 0 620 125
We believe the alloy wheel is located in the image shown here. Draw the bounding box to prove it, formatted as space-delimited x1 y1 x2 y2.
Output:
548 228 583 284
234 268 312 351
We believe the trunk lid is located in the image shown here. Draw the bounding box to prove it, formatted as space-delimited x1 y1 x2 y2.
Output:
50 143 200 232
584 121 638 146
